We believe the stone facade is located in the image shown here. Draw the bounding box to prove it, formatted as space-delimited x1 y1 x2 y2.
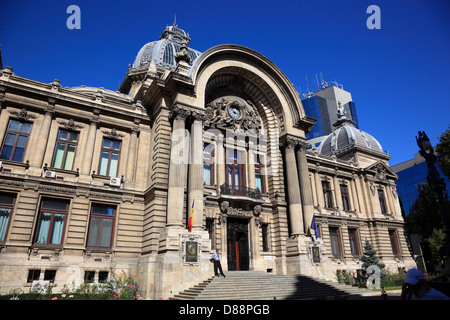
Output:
0 24 415 299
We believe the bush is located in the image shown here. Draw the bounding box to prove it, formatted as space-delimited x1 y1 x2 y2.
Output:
0 270 142 300
380 268 406 288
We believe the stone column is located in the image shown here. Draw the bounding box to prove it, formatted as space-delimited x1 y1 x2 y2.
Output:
80 110 100 176
126 126 139 182
314 169 324 214
216 133 225 190
282 136 304 236
248 141 256 189
333 174 343 212
166 107 190 228
357 174 369 216
350 176 360 213
296 141 314 235
188 112 204 230
30 103 54 168
384 184 394 214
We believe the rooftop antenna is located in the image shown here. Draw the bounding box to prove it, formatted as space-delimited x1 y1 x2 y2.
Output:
0 43 3 70
174 13 177 25
315 74 320 92
320 72 328 89
305 75 314 98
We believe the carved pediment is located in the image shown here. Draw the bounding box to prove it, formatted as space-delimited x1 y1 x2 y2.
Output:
204 96 261 131
365 161 397 180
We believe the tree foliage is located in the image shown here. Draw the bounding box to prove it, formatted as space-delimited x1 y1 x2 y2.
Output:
405 182 443 238
436 126 450 179
360 240 385 275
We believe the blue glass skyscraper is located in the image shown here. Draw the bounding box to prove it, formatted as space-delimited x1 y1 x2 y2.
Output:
392 152 450 216
301 83 359 148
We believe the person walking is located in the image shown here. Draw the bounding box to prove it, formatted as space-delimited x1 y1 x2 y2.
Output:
211 249 226 278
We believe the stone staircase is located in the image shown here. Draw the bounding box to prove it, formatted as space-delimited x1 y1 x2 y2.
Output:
170 271 373 300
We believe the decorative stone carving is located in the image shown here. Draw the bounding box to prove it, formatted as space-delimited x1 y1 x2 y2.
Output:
8 108 37 121
204 96 261 131
374 163 388 182
175 42 191 64
101 128 125 140
169 105 191 121
392 185 398 199
57 118 84 130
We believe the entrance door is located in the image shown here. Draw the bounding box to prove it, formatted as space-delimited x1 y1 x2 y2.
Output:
227 218 249 271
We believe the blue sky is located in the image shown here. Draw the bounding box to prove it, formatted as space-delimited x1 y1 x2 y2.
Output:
0 0 449 166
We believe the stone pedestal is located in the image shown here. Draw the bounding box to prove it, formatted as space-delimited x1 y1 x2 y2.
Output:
150 226 213 300
284 235 333 280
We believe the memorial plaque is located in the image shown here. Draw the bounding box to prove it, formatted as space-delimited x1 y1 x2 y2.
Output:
312 246 321 263
185 241 198 263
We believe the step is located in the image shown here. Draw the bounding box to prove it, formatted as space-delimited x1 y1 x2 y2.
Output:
170 272 369 300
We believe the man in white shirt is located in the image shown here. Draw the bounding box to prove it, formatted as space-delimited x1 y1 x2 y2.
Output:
211 249 226 278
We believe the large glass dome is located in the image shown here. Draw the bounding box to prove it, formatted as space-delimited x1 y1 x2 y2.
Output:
131 22 201 72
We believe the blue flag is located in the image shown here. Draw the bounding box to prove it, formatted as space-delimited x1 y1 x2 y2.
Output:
310 214 319 239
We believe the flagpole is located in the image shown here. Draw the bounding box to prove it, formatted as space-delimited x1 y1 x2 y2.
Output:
188 200 194 232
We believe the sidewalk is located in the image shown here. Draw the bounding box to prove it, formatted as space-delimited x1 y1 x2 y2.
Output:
347 289 402 300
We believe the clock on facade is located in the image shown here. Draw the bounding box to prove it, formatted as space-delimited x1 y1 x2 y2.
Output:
228 105 241 119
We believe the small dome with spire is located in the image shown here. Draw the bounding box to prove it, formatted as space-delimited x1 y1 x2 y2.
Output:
131 21 201 72
317 101 385 157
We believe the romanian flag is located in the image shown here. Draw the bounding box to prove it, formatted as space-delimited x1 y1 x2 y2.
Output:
188 200 194 232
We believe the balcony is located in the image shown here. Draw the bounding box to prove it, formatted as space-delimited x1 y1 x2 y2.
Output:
220 184 262 200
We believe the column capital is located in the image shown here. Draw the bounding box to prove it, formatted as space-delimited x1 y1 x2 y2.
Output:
279 134 308 150
169 105 191 121
190 110 206 123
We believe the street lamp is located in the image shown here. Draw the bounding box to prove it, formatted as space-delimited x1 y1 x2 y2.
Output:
416 131 450 263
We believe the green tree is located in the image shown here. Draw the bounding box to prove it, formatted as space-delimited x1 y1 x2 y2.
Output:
360 240 385 288
436 125 450 179
405 182 449 272
405 182 443 239
428 228 446 266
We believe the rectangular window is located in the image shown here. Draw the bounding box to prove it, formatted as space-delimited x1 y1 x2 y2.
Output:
205 217 215 249
205 218 214 240
84 271 95 283
98 271 109 283
322 181 333 208
225 148 246 191
389 229 399 256
340 184 350 211
378 189 387 213
0 119 32 162
87 203 116 248
348 228 359 256
44 270 57 283
34 198 69 246
99 138 121 177
52 129 79 170
203 143 215 186
27 270 41 283
262 223 270 252
0 193 15 242
255 154 266 193
329 226 341 256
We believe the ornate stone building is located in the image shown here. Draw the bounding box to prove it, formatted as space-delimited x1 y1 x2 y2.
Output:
0 23 415 299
